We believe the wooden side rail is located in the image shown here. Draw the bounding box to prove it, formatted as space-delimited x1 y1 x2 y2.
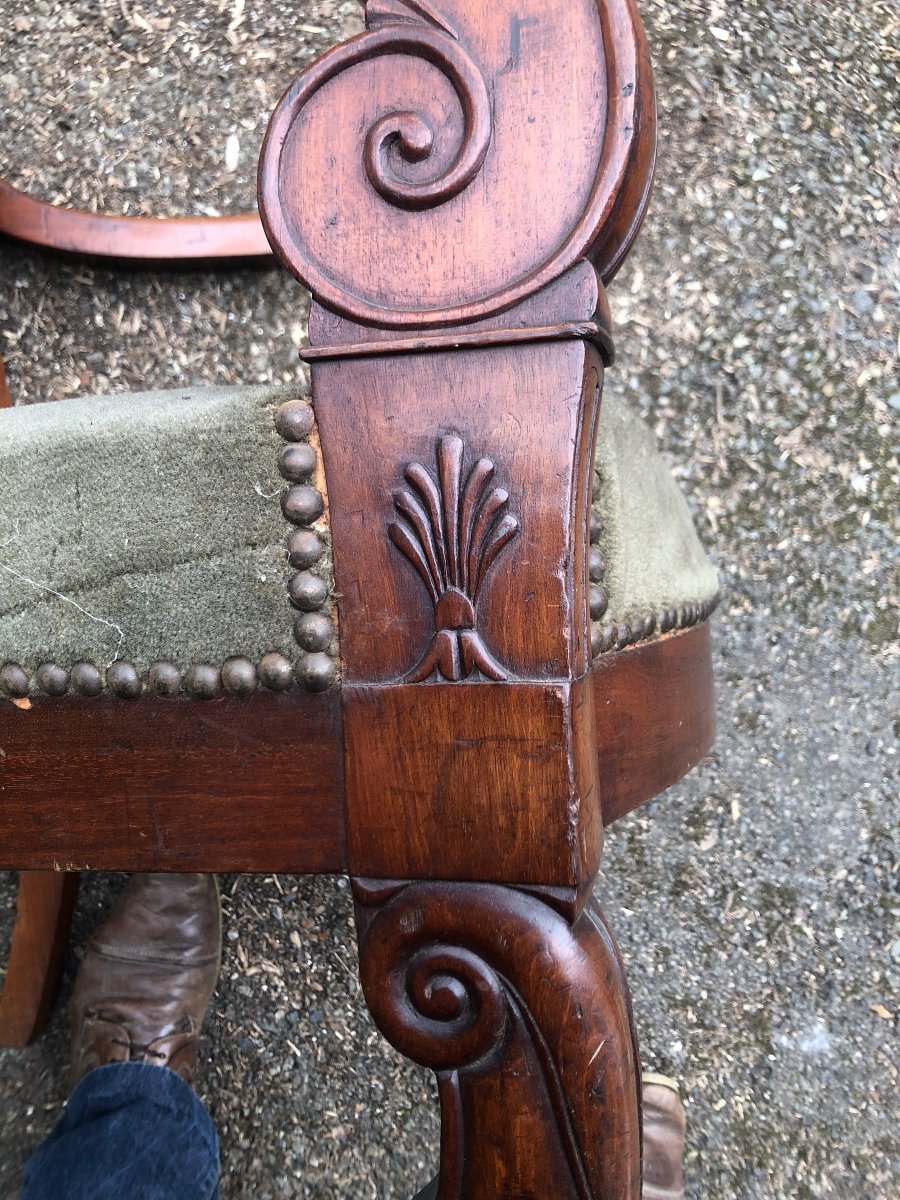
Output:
0 624 712 874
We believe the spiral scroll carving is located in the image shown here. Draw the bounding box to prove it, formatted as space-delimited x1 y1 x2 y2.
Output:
356 881 643 1198
361 29 490 209
377 938 508 1071
260 9 492 267
359 889 510 1072
270 21 490 214
259 0 656 327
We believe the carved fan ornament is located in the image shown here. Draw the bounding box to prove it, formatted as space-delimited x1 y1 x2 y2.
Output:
389 436 518 682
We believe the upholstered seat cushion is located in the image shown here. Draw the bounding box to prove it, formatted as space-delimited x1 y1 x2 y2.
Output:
0 384 717 698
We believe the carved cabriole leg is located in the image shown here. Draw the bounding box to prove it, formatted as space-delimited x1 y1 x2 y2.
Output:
355 879 642 1200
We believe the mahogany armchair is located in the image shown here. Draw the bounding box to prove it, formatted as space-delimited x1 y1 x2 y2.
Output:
0 1 718 1195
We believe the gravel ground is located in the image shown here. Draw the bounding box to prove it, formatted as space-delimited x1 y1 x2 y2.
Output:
0 1 897 1197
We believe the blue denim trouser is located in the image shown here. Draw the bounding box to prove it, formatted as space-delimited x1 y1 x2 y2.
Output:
21 1062 220 1200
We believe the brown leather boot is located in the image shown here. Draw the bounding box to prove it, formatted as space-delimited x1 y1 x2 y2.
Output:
69 873 220 1089
642 1073 686 1200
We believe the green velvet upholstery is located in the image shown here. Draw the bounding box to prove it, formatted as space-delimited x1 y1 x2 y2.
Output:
0 385 304 678
596 394 718 625
0 383 717 694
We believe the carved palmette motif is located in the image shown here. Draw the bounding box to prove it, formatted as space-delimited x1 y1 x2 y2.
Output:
389 435 518 682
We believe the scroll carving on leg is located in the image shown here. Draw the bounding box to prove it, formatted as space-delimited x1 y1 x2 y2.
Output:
355 881 642 1200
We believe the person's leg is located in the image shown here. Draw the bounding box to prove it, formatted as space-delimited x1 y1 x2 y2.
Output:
19 874 221 1200
22 1061 219 1200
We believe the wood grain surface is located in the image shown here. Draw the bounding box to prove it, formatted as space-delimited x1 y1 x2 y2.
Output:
355 880 642 1198
0 178 270 263
594 620 716 825
0 691 345 873
0 3 703 1190
0 624 713 873
0 871 78 1047
310 339 602 684
344 676 602 885
259 0 655 327
258 3 662 1190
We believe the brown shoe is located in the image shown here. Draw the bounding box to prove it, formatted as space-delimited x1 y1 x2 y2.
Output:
70 873 220 1089
642 1073 686 1200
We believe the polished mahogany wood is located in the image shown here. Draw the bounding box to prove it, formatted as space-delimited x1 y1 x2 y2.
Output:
0 179 270 263
312 330 606 888
344 675 602 885
310 337 603 685
306 259 614 360
355 879 642 1199
260 0 654 902
0 871 78 1047
0 692 345 873
594 620 715 825
257 1 660 1193
1 1 702 1192
261 0 654 327
0 626 712 874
